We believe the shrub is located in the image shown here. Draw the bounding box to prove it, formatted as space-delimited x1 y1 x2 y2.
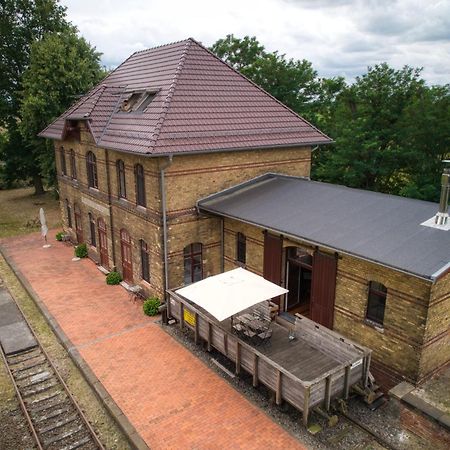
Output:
55 231 64 241
143 297 161 316
106 271 122 285
74 243 88 258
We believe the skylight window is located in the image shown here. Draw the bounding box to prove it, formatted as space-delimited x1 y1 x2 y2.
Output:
120 91 156 113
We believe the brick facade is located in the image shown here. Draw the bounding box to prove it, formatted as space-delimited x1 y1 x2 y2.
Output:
55 125 311 298
55 124 448 387
221 217 448 386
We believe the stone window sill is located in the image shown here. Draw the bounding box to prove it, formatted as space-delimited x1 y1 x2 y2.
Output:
364 319 384 333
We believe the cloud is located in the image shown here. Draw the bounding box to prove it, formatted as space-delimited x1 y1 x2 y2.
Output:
62 0 450 85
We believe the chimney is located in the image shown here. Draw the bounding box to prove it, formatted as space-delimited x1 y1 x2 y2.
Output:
435 166 450 225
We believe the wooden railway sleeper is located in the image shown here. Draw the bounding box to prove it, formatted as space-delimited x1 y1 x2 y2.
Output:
39 413 78 434
61 435 92 450
33 405 73 423
22 380 59 397
42 425 84 447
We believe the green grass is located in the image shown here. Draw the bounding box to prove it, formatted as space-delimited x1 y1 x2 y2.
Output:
0 187 61 238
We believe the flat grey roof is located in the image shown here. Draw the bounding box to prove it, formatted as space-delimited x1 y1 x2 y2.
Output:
198 174 450 280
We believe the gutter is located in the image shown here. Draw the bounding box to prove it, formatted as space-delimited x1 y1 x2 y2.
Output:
160 155 173 301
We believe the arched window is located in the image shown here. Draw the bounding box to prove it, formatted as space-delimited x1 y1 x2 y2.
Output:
65 199 72 228
70 149 77 180
89 212 96 247
236 232 246 264
135 163 146 207
116 159 126 198
86 151 98 188
60 147 67 176
366 281 387 326
140 239 150 282
184 243 203 285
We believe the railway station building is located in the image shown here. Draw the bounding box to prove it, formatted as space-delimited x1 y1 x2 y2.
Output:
40 38 450 389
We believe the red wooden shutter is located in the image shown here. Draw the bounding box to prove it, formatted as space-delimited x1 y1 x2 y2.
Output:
310 250 337 329
263 232 283 306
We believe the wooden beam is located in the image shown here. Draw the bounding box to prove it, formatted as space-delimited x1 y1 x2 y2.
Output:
303 387 311 427
325 375 332 412
344 366 350 399
235 341 241 375
194 312 199 344
364 353 371 388
224 333 228 355
180 303 184 330
207 322 212 352
276 370 282 405
253 354 259 387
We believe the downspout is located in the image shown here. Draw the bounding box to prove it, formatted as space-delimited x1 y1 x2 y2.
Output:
221 218 225 273
160 155 173 304
105 149 117 268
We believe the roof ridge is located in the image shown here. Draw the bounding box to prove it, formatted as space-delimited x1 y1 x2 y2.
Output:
83 84 107 118
132 38 192 56
188 38 332 144
147 39 193 152
98 86 126 144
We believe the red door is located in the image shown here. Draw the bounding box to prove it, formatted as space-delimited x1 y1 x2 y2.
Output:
310 251 337 329
97 218 109 269
74 204 83 244
120 229 133 283
263 232 283 307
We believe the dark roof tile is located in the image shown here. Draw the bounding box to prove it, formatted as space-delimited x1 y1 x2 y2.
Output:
40 38 332 154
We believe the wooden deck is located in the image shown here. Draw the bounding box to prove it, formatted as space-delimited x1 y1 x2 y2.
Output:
167 290 372 425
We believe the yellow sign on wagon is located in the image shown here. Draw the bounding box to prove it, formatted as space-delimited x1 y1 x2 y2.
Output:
183 308 196 326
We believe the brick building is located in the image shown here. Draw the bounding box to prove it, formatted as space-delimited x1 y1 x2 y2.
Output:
40 38 449 388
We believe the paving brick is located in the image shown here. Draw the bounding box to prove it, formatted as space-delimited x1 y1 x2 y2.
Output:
1 232 305 449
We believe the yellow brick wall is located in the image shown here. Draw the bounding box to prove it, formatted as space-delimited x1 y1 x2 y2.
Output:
222 217 436 383
56 135 311 300
419 271 450 380
165 147 311 212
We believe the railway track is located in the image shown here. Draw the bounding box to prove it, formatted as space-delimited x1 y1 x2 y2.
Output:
339 410 399 450
0 298 104 450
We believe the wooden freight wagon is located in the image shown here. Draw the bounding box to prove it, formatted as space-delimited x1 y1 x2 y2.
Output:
167 290 373 425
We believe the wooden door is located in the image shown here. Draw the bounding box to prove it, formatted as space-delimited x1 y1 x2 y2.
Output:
97 218 108 269
74 204 83 244
310 251 337 329
263 232 283 306
120 229 133 283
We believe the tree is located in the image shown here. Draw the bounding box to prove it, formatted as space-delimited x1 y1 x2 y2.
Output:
0 0 72 193
19 29 105 190
397 85 450 201
314 64 429 195
210 34 321 120
0 0 70 126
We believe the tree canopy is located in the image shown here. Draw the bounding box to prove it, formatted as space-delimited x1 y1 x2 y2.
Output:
0 0 104 193
19 29 105 188
210 35 450 202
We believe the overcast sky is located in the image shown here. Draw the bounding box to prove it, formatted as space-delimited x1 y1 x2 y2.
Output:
62 0 450 85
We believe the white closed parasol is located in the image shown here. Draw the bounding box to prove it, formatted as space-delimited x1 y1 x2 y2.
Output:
39 207 50 248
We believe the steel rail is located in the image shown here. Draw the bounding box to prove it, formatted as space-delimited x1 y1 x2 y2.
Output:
1 290 105 450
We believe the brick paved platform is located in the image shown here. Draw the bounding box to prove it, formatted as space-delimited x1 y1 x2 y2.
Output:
1 233 305 449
